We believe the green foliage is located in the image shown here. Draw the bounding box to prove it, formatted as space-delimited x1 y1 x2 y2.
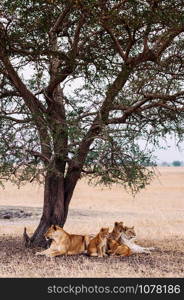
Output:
0 0 184 193
172 160 182 167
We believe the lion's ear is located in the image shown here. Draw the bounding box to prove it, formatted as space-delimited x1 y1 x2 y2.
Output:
115 222 118 226
56 225 62 230
53 225 57 231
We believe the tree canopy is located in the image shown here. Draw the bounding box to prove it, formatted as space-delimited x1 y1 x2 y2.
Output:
0 0 184 194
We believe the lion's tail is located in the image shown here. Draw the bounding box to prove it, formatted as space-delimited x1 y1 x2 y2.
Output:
23 227 31 248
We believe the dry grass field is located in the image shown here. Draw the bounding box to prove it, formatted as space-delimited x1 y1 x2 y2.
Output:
0 167 184 278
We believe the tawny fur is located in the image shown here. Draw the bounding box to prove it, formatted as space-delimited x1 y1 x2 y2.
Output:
119 225 155 254
35 225 90 257
107 221 131 255
107 239 132 256
87 227 109 257
109 221 124 241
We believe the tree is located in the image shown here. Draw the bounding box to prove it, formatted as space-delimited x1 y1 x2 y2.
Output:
0 0 184 246
172 161 182 167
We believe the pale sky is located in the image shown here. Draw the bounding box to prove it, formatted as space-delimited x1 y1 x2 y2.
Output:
150 136 184 164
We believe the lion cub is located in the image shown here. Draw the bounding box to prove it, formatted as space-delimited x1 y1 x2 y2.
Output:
109 221 124 241
107 222 132 256
35 225 90 257
107 239 132 256
87 227 109 257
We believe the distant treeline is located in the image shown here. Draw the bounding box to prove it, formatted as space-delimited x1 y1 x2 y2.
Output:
159 161 184 167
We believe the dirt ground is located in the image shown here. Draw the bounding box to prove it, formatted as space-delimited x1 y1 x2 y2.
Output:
0 167 184 277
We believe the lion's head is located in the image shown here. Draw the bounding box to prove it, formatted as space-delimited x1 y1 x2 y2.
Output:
123 226 136 239
113 221 124 234
44 225 63 240
99 227 109 238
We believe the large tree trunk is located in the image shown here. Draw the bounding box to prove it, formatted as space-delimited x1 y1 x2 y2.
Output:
26 171 74 248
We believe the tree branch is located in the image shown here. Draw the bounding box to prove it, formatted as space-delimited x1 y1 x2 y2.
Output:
0 114 33 124
153 26 184 57
0 90 20 98
71 15 85 57
143 91 184 101
66 65 132 176
0 27 52 161
26 150 50 163
0 55 46 115
107 95 184 125
101 23 126 61
49 2 73 35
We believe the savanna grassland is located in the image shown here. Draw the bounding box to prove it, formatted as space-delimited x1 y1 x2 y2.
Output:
0 167 184 278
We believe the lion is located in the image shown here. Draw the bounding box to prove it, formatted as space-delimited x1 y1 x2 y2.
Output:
107 221 124 253
87 227 109 257
109 221 124 241
119 225 155 254
107 239 132 256
120 225 136 240
35 225 90 257
106 222 132 256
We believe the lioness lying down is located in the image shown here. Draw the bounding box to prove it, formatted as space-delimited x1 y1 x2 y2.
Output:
35 225 90 257
120 225 155 254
